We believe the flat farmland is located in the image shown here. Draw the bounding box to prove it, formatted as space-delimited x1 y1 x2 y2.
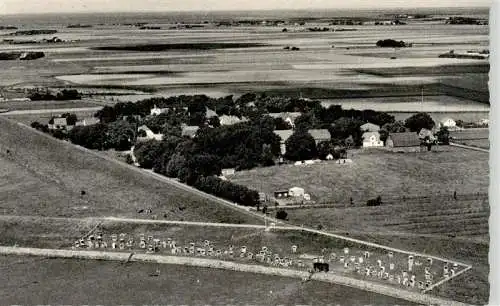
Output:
0 116 259 224
286 196 489 240
0 255 413 306
0 99 98 111
231 146 489 205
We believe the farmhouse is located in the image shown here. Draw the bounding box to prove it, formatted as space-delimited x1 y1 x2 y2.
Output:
137 125 163 141
360 122 381 132
48 117 74 131
362 131 384 148
150 105 169 116
385 132 421 152
289 187 305 197
181 125 200 138
274 190 290 198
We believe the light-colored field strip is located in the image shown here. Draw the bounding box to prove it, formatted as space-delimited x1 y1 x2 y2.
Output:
450 142 489 152
0 246 471 306
0 118 475 294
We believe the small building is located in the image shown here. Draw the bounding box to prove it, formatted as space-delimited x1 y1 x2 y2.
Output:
385 132 422 152
440 118 456 128
48 117 74 131
362 131 384 148
181 125 200 138
274 190 290 198
477 118 489 127
219 115 248 126
137 125 163 141
418 128 435 142
150 105 169 116
360 123 381 132
221 168 236 177
326 153 334 160
289 187 305 197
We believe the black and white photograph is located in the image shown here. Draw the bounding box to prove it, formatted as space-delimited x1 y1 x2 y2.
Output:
0 0 493 305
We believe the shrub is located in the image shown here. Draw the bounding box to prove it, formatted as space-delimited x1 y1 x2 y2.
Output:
276 209 288 220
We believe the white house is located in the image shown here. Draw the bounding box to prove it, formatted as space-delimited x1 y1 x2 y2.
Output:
221 168 236 176
289 187 305 197
440 118 456 128
137 125 163 141
150 105 169 116
219 115 248 126
362 131 384 148
360 123 381 132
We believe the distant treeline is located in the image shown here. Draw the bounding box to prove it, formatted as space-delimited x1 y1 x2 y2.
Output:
376 39 409 48
446 17 488 25
28 89 81 101
0 26 17 30
92 42 267 52
67 24 93 28
0 51 45 61
8 29 57 36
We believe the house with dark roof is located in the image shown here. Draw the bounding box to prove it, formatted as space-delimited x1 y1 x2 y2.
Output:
181 125 200 138
385 132 422 152
360 122 381 132
274 129 330 155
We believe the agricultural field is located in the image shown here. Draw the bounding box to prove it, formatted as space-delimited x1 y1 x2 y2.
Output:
0 116 260 224
0 255 414 305
231 146 489 205
0 99 98 111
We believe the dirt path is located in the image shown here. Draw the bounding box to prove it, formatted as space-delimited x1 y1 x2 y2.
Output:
449 142 489 153
0 246 471 306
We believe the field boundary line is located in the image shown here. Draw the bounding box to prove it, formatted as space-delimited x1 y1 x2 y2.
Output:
0 246 471 306
422 265 473 294
449 142 489 152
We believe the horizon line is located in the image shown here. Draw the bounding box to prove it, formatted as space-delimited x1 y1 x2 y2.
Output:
0 6 491 17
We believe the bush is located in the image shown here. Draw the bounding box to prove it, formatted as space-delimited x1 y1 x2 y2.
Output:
276 209 288 220
367 196 382 206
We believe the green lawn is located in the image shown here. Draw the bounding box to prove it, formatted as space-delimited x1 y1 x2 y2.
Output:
231 146 489 205
0 255 415 305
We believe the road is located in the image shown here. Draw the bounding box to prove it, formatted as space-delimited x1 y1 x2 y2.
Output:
0 246 471 306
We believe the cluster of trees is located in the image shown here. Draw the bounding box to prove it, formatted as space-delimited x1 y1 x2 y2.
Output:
376 39 407 48
193 176 259 206
29 89 81 101
68 120 135 151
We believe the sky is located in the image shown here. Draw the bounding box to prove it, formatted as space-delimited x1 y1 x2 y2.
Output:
0 0 492 15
